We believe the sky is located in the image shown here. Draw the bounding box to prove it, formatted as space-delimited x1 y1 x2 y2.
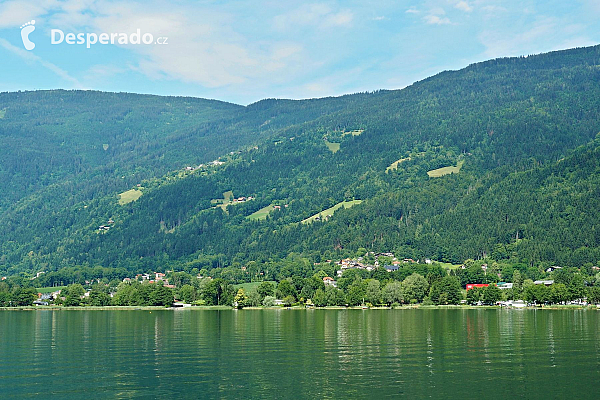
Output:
0 0 598 105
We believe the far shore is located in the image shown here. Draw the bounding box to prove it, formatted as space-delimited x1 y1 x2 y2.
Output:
1 304 597 311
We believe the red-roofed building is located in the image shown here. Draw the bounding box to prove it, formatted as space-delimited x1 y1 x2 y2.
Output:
466 284 489 291
323 277 337 287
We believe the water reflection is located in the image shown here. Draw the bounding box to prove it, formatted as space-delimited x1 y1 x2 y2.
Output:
1 309 599 398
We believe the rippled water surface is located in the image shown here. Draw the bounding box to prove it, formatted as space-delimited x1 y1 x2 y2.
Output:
1 309 599 398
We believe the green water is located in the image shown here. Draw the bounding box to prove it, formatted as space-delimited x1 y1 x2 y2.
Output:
1 309 599 398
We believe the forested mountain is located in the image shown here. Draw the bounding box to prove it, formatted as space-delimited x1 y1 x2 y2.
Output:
1 45 600 277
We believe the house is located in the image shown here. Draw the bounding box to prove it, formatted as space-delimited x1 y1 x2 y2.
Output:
33 300 49 306
534 280 554 286
123 277 132 283
273 299 284 306
323 277 337 287
496 282 513 290
155 272 166 280
340 258 353 266
546 266 562 273
385 265 399 272
466 283 489 291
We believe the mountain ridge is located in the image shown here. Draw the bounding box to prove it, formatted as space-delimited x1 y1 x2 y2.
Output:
1 44 600 276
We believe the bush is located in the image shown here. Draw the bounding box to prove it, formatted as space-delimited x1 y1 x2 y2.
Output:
262 296 276 307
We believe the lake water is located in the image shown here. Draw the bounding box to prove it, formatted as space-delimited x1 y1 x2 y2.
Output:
1 309 599 398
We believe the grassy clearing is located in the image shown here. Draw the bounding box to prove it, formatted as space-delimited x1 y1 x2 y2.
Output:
211 190 233 206
223 190 234 202
437 262 462 271
233 281 277 292
386 157 411 172
215 191 234 212
342 129 364 137
302 200 362 224
118 189 143 205
427 160 464 177
36 286 67 294
247 204 275 221
213 191 253 214
324 140 340 153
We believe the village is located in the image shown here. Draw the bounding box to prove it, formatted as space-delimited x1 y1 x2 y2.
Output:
19 249 599 309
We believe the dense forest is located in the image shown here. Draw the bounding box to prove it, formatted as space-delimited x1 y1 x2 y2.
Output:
1 45 600 280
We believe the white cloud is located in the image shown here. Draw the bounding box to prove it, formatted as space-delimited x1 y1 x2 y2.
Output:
424 15 451 25
86 3 308 88
323 10 353 28
0 37 84 88
273 4 353 31
481 5 507 14
83 64 125 83
0 0 56 29
455 1 473 13
477 16 596 59
405 8 419 14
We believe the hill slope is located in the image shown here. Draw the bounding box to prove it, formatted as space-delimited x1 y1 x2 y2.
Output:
1 45 600 276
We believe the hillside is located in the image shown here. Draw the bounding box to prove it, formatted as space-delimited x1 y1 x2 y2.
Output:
1 45 600 277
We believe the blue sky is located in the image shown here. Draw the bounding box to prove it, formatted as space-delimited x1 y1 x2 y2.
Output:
0 0 598 105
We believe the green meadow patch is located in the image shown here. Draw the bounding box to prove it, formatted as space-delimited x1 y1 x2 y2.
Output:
233 281 277 292
427 160 464 177
36 286 67 294
437 262 463 271
324 140 340 153
342 129 364 137
211 190 233 206
302 200 362 224
118 189 143 205
247 204 275 221
386 157 411 172
213 191 253 213
223 191 234 202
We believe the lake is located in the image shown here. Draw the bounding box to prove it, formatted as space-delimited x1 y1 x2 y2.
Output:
1 309 599 398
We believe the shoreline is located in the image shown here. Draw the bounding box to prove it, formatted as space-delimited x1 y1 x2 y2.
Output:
1 304 596 311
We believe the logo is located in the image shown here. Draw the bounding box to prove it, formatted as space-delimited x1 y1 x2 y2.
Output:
17 20 167 51
20 20 36 50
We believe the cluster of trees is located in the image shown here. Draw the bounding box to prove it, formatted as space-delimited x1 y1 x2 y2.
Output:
226 272 453 308
3 256 600 308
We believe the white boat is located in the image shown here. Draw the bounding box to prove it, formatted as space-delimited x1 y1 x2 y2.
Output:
511 300 526 308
